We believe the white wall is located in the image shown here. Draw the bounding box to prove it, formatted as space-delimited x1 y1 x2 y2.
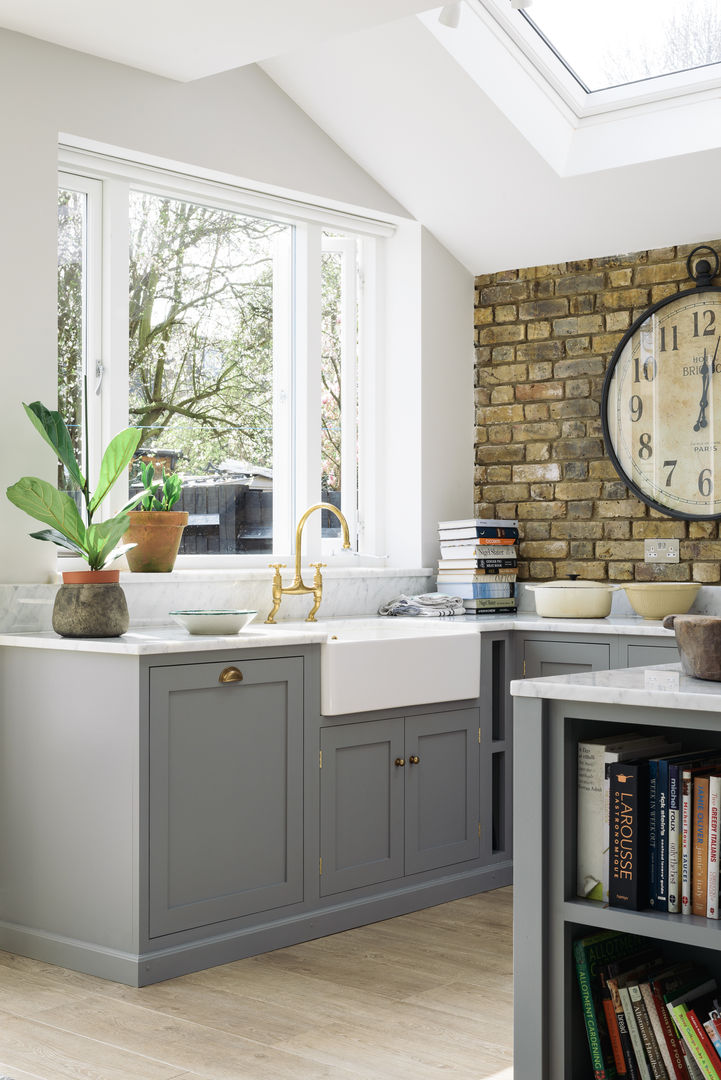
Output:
0 28 472 583
383 224 475 568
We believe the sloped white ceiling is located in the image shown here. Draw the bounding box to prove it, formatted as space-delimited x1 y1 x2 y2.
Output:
263 15 721 272
0 0 436 80
1 0 720 272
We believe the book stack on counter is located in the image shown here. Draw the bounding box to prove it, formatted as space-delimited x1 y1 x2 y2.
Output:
574 927 721 1080
435 517 518 616
577 733 721 922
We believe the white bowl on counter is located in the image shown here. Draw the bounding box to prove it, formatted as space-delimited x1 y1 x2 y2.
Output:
526 580 618 619
170 610 257 635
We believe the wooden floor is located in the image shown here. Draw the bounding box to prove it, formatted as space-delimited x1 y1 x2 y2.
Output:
0 887 513 1080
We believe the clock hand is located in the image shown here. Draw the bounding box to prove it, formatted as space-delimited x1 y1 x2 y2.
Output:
694 348 710 431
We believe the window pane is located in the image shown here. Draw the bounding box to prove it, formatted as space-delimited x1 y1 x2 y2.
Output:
57 188 86 495
320 235 359 544
128 192 291 554
524 0 721 93
321 248 342 537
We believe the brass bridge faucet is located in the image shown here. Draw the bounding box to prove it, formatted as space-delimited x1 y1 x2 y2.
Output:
265 503 351 624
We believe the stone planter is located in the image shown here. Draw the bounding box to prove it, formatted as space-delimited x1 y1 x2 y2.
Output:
124 510 189 573
53 569 129 638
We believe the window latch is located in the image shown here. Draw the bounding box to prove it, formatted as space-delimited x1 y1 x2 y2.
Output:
95 359 105 396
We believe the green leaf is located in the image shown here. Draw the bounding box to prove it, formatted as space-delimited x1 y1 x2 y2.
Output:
85 513 131 569
89 428 143 515
23 401 85 491
119 487 152 514
7 477 87 548
29 527 89 559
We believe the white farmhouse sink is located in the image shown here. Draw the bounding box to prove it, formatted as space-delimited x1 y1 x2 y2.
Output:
316 618 480 716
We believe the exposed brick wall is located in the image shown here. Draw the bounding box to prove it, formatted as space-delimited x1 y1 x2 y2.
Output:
474 242 721 583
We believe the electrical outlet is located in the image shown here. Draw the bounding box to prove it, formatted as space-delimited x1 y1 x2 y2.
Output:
644 539 679 563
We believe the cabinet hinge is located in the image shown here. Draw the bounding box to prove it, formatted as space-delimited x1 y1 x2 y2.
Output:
319 749 322 769
319 856 323 875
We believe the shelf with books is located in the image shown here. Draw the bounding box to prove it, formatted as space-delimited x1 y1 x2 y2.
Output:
511 684 721 1080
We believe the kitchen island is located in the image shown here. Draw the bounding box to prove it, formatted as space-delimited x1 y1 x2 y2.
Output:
510 663 721 1080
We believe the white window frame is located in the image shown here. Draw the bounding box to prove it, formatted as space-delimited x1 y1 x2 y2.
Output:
57 146 392 569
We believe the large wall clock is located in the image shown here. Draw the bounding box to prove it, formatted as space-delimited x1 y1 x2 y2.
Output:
602 245 721 520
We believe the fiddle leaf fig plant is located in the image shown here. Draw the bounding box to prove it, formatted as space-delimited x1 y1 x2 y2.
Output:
137 460 183 511
6 400 146 571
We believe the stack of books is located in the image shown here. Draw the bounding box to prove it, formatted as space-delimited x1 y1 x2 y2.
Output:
577 734 721 919
574 928 721 1080
435 517 518 615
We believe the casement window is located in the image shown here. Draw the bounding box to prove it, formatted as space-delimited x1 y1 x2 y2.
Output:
57 148 388 566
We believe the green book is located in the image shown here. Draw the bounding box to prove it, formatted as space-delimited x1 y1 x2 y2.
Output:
574 930 647 1079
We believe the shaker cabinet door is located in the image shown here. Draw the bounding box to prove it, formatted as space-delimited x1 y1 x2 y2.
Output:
320 717 405 896
149 656 303 936
405 709 480 875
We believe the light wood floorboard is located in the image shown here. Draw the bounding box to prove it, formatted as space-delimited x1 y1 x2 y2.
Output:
0 887 513 1080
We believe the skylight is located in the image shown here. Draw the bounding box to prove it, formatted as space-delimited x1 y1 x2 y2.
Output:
522 0 721 93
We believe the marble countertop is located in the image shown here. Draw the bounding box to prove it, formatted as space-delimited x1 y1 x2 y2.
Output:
510 663 721 713
0 612 677 654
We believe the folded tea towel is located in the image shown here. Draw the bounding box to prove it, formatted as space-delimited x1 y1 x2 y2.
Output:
378 593 465 617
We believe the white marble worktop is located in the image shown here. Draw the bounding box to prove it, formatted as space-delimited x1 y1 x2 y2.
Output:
0 612 678 654
510 662 721 713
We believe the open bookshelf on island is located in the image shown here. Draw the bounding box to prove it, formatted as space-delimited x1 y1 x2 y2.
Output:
511 676 721 1080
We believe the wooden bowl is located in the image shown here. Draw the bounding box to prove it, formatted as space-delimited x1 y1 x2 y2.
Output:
662 613 721 681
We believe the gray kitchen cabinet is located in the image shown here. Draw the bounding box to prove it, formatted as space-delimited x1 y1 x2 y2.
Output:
521 636 612 678
148 656 304 936
319 707 481 897
623 640 680 668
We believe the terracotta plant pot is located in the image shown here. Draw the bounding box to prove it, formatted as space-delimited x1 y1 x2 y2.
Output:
124 510 189 573
53 569 129 637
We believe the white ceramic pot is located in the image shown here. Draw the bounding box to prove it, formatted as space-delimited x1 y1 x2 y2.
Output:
526 580 618 619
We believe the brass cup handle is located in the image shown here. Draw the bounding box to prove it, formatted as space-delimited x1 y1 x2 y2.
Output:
219 667 243 684
395 757 405 767
409 755 420 765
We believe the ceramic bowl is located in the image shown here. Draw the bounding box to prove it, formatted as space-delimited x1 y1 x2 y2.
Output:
170 610 257 635
621 582 700 621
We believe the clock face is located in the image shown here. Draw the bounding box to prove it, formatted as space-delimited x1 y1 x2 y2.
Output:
603 287 721 519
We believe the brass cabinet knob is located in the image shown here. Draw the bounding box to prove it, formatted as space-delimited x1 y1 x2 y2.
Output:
219 667 243 684
395 757 405 767
409 755 420 765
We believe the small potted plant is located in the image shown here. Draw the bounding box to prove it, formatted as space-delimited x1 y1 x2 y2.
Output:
123 459 188 573
6 400 145 636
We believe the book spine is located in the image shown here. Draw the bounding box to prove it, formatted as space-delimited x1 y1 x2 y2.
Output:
649 760 660 910
630 983 669 1079
669 764 682 914
621 984 654 1080
574 938 611 1079
707 777 721 919
609 763 647 910
610 977 641 1080
656 760 669 913
641 981 677 1080
652 982 692 1080
692 777 710 918
682 773 693 916
669 1005 720 1080
686 1009 721 1077
703 1021 721 1061
578 741 608 901
604 975 630 1076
